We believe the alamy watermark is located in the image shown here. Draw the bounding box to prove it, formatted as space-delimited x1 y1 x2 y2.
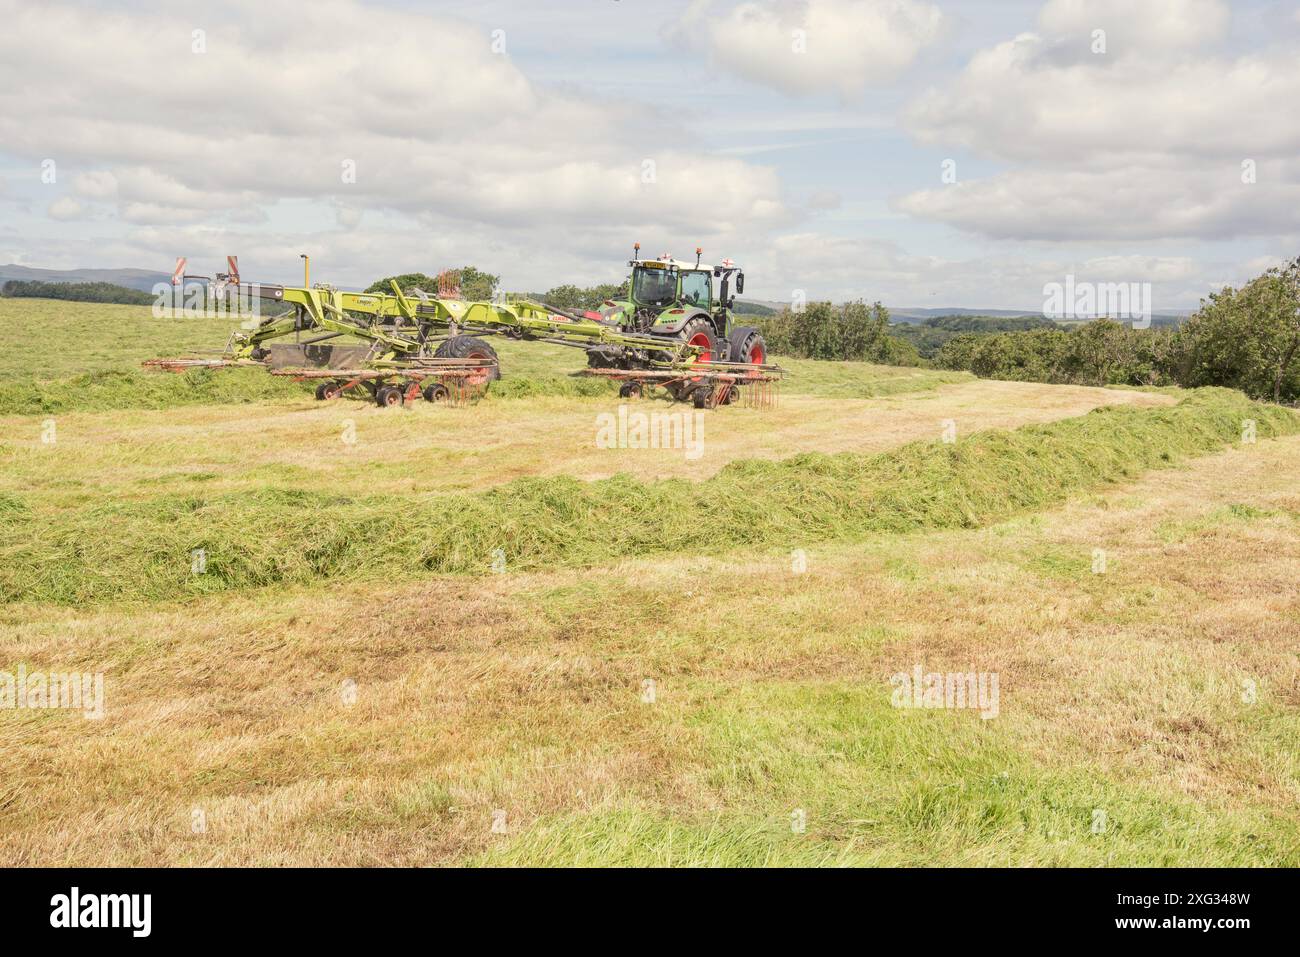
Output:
595 404 705 460
152 281 261 320
1043 275 1151 329
890 665 999 719
1 664 104 719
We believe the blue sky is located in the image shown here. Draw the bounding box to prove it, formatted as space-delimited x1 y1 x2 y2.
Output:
1 0 1298 310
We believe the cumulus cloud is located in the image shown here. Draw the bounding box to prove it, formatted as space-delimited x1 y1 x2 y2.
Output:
742 232 1239 310
674 0 944 97
896 162 1300 241
897 0 1300 241
1037 0 1229 51
47 196 85 221
0 0 789 245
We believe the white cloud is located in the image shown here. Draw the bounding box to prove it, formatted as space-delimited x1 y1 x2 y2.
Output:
0 0 788 238
676 0 944 97
896 162 1299 240
47 196 85 221
897 0 1300 241
1038 0 1229 51
72 170 118 199
741 232 1239 309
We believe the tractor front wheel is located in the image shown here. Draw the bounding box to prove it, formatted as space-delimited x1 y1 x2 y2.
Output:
666 318 716 402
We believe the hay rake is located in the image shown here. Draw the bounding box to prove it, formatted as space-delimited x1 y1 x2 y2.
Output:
268 358 496 407
147 252 786 408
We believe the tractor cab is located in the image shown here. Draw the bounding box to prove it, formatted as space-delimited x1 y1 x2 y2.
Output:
610 245 744 340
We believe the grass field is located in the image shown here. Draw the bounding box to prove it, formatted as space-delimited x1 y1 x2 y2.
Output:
1 298 1297 866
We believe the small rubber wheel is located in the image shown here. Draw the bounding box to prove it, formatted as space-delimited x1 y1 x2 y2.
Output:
423 382 450 403
314 382 341 401
376 385 404 407
618 381 643 399
692 388 711 409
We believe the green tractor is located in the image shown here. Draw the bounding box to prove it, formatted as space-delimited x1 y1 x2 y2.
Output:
585 245 767 395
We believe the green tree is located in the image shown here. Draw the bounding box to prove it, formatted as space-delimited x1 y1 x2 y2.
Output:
458 266 498 301
364 272 439 295
1175 258 1300 403
753 300 916 364
365 266 499 301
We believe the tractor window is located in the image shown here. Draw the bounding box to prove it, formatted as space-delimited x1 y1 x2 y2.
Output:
632 267 677 307
680 271 711 308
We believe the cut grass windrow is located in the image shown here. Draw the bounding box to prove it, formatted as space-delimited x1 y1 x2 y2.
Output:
1 388 1294 605
0 367 310 415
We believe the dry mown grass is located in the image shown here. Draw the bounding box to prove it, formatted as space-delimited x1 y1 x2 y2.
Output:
0 378 1171 505
1 433 1296 866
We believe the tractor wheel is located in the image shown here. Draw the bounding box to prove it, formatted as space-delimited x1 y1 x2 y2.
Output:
728 327 767 366
314 381 342 401
678 317 716 363
423 382 450 403
376 385 404 407
434 335 500 386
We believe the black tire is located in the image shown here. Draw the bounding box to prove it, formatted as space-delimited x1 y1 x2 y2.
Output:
434 335 500 383
423 382 450 403
728 327 767 366
618 381 643 399
314 381 341 401
586 346 621 369
677 317 716 362
376 385 404 407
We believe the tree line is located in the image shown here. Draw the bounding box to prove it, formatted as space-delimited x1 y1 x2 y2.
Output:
752 301 922 365
1 280 155 305
934 259 1300 404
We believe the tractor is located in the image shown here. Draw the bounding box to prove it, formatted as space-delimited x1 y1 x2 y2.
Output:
585 245 767 398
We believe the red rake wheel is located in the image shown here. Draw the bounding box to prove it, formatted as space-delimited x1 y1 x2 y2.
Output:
423 382 450 403
314 381 342 401
376 385 404 407
463 350 494 388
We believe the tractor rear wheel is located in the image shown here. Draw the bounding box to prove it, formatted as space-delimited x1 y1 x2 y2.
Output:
434 335 500 386
728 327 767 366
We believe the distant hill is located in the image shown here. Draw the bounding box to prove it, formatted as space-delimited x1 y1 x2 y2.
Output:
889 306 1190 327
0 264 171 293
